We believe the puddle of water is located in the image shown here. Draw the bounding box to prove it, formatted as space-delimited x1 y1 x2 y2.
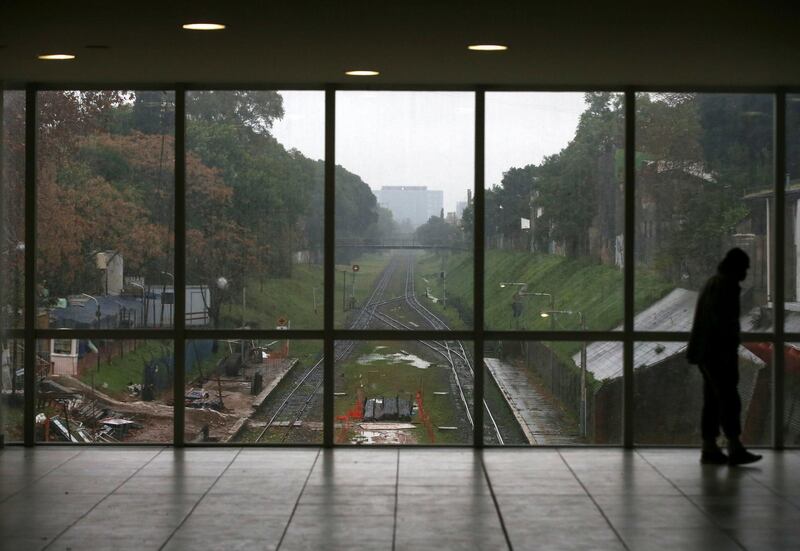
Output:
357 349 432 369
354 429 415 444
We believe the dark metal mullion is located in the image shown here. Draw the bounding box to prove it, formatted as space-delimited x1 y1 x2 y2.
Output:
623 89 636 449
473 89 485 447
0 85 5 446
774 90 786 450
323 86 335 448
23 86 37 446
173 86 186 447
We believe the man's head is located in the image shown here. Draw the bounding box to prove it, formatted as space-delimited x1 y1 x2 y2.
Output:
718 247 750 281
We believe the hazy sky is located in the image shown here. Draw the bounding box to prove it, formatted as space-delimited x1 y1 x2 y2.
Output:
271 91 588 211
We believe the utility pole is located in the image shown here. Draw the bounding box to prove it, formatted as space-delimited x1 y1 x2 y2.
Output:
342 270 347 311
351 271 357 307
440 253 446 309
578 312 587 439
530 191 536 254
541 308 587 438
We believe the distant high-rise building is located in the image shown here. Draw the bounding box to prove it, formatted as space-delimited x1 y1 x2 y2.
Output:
456 201 467 218
377 186 444 228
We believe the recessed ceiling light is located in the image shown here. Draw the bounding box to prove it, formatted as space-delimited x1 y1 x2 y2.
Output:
468 44 508 51
182 23 226 31
38 53 76 60
345 70 380 76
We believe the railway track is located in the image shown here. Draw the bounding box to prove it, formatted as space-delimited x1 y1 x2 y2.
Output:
398 257 504 444
253 253 504 444
253 258 399 442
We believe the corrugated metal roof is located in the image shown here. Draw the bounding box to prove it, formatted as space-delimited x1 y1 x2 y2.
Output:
572 288 766 381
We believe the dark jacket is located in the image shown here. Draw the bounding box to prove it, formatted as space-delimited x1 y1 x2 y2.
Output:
686 273 741 365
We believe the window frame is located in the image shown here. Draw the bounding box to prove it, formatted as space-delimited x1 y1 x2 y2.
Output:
3 83 792 448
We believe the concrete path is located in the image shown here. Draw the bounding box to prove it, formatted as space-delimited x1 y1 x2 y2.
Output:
485 357 580 445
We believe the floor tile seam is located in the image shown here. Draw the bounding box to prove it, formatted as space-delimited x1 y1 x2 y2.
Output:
41 447 165 550
0 448 86 505
554 449 631 551
156 447 246 551
275 448 323 551
735 455 800 511
633 449 749 551
392 449 400 551
478 450 514 551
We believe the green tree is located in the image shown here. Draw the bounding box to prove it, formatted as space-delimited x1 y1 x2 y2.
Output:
415 216 462 247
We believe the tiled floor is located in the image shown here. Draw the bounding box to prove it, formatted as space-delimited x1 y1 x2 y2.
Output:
1 448 799 550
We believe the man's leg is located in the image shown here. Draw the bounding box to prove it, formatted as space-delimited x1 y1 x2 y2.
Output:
712 361 760 465
700 367 721 445
717 374 742 443
699 366 727 464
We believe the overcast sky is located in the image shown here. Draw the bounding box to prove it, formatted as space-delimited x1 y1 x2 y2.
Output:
271 91 588 211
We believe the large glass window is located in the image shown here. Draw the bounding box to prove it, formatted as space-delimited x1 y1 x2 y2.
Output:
36 91 176 329
786 94 800 320
1 90 25 331
0 339 24 442
3 87 796 448
36 339 173 443
335 92 474 330
185 339 323 444
485 92 625 331
185 91 324 330
785 342 800 446
485 340 621 445
634 341 771 446
335 340 474 445
634 93 774 332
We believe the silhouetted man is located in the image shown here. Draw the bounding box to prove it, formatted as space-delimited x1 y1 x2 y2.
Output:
687 248 762 465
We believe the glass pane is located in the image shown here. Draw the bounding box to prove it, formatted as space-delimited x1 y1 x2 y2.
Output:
335 340 474 445
634 93 774 331
1 338 24 442
786 342 800 446
485 92 625 331
635 341 771 446
335 91 474 329
486 340 621 445
787 94 800 317
1 90 25 329
185 90 324 329
186 339 322 444
36 339 173 443
37 91 175 328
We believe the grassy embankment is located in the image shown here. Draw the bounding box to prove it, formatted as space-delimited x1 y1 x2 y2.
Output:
75 340 233 399
416 250 673 362
77 341 173 399
216 254 391 358
218 254 393 330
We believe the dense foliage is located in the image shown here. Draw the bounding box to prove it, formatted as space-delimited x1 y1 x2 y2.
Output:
3 91 390 327
479 92 775 288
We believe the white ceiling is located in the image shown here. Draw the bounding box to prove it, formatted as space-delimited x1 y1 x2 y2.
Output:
1 0 799 87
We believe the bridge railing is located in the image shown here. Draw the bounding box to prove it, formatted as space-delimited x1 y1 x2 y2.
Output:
334 239 467 250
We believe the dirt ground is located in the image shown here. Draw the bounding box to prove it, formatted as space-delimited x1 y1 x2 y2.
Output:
47 358 301 444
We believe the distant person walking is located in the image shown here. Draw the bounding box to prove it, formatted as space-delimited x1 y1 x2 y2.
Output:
687 248 762 465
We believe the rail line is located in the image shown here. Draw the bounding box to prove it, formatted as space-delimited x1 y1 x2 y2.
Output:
400 257 504 445
253 258 399 442
253 253 504 445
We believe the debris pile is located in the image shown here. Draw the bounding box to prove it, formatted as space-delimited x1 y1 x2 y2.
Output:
362 395 413 422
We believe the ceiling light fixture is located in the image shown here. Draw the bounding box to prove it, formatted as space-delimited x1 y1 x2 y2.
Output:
345 70 380 76
182 23 226 31
37 53 76 60
468 44 508 51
